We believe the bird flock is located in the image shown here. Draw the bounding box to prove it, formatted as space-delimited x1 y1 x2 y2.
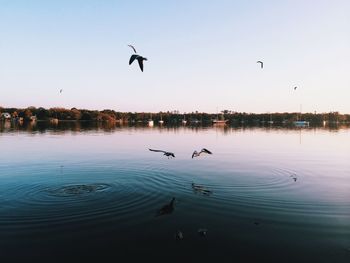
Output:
128 45 299 92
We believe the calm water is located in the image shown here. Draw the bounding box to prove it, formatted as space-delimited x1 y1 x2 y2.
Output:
0 122 349 262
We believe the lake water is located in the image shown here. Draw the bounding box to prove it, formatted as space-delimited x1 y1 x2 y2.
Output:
0 122 349 262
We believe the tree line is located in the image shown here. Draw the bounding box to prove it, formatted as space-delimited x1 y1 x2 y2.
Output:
1 106 349 124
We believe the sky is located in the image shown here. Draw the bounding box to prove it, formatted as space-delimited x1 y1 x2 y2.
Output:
0 0 349 113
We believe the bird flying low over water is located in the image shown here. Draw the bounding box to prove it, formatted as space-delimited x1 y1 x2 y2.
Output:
257 61 264 69
192 148 212 158
149 148 175 158
156 197 176 217
128 44 147 72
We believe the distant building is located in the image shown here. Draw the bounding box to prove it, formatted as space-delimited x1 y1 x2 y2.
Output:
1 112 11 120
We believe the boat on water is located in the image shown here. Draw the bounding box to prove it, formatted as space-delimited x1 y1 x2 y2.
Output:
213 108 228 125
148 119 154 127
294 120 309 127
212 119 228 124
294 104 309 127
148 113 154 127
159 114 164 125
182 114 187 125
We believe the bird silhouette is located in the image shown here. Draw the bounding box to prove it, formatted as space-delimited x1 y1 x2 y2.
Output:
59 89 63 93
149 148 175 158
294 86 298 90
156 197 175 217
128 44 147 72
257 61 264 69
128 44 137 53
192 148 212 158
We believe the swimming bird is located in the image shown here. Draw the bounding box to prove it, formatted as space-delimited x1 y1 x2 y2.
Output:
257 61 264 69
149 148 175 158
156 197 175 216
192 148 212 158
128 44 147 72
290 174 297 182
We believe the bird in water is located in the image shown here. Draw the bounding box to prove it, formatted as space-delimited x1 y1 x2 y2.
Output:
257 60 264 69
156 197 176 217
192 148 212 158
149 148 175 158
192 183 213 195
128 44 147 72
290 173 297 182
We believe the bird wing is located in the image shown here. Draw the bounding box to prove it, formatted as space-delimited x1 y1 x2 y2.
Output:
129 54 139 65
149 149 166 153
192 151 197 158
200 148 212 154
128 44 137 53
257 61 263 68
137 57 144 72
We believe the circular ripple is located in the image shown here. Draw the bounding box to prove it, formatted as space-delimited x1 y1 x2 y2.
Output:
47 183 111 197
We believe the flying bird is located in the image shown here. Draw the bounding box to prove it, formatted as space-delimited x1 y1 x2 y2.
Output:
149 148 175 158
59 89 63 93
294 86 298 90
128 44 147 72
156 197 176 217
192 148 212 158
257 61 264 69
128 44 137 53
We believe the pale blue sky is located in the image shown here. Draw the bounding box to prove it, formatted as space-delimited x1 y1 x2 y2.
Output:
0 0 349 113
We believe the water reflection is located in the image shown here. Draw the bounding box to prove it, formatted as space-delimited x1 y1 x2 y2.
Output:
0 120 349 262
1 120 349 134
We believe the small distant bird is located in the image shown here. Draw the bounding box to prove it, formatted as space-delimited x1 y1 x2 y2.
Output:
128 44 147 72
156 197 175 216
294 86 298 90
149 148 175 158
192 148 212 158
59 89 63 93
290 174 297 182
257 61 264 69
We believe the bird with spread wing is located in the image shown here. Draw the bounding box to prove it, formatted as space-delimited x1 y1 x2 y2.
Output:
149 148 175 158
192 148 212 158
128 44 147 72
